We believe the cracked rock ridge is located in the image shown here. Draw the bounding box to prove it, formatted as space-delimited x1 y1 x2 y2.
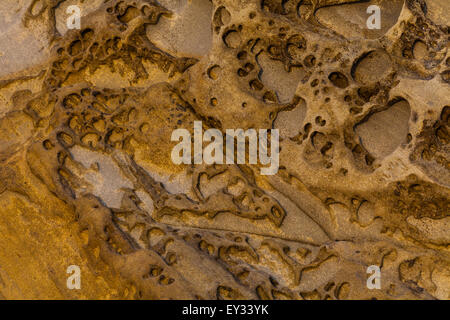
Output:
0 0 448 300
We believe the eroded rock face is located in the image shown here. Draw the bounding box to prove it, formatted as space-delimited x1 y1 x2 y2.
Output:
0 0 448 300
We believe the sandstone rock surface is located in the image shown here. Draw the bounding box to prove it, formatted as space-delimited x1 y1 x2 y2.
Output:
0 0 448 300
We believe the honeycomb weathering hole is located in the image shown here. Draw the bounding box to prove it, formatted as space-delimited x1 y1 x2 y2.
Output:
146 0 213 58
315 0 405 39
351 50 393 85
355 99 411 159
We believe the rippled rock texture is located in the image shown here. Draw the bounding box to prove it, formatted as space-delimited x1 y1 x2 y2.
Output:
0 0 448 299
